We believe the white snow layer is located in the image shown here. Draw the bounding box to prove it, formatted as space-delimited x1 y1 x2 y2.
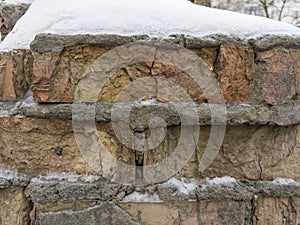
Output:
2 0 34 4
1 0 300 52
272 178 296 185
165 178 198 194
205 176 237 185
122 192 161 202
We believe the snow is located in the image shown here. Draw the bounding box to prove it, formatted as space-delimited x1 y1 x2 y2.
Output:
272 178 296 185
135 99 158 106
1 0 300 52
0 168 18 179
31 172 101 183
165 178 198 194
2 0 34 4
122 192 161 202
205 176 237 185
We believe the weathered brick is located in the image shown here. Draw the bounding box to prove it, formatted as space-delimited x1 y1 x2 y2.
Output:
0 50 33 101
253 196 300 225
0 117 135 178
119 200 246 225
0 187 31 225
256 49 300 105
215 45 254 103
144 125 300 180
119 202 198 225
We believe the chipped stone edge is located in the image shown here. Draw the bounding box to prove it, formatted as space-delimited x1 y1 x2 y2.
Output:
30 33 300 54
1 95 300 128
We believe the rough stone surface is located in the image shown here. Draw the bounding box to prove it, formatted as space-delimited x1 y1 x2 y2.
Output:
0 2 30 40
0 115 299 180
119 202 198 225
37 203 141 225
215 45 254 103
0 117 135 178
253 196 300 225
0 187 31 225
198 125 300 180
32 45 110 102
0 50 33 101
255 49 299 105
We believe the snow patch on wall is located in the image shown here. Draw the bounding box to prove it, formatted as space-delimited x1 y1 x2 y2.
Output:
165 177 198 194
272 178 296 185
205 176 237 185
123 192 161 202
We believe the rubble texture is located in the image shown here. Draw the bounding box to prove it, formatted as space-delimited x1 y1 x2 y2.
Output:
0 33 299 224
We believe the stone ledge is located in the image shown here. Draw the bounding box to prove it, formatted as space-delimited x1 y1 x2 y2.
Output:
2 95 300 127
0 170 31 188
25 175 300 204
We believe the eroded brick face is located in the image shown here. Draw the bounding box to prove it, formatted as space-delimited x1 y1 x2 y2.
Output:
0 187 30 225
29 44 257 104
256 49 300 105
215 45 255 104
0 50 32 101
254 196 300 225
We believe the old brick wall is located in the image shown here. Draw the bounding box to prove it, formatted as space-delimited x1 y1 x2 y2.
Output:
0 32 299 224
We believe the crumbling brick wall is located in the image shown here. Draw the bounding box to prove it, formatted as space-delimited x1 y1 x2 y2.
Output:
0 33 299 224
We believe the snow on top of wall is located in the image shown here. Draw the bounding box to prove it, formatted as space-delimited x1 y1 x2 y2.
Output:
2 0 34 4
1 0 300 52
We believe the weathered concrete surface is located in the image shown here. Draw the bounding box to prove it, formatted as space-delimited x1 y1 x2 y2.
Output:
5 91 300 126
0 170 30 188
0 2 30 40
0 50 33 101
0 187 31 225
253 196 300 225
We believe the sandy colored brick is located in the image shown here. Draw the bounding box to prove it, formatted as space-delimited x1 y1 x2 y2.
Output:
144 125 300 180
256 49 300 105
199 125 300 180
0 187 30 225
199 200 246 225
119 200 246 225
119 202 198 225
215 45 254 103
32 45 109 102
253 196 300 225
0 117 134 179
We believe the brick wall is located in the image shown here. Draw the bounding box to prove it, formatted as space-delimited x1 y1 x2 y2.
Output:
0 32 299 224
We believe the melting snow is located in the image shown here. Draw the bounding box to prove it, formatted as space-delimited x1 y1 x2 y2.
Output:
31 172 101 183
205 176 237 185
272 178 296 185
123 192 161 202
165 177 198 194
1 0 300 52
2 0 34 4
